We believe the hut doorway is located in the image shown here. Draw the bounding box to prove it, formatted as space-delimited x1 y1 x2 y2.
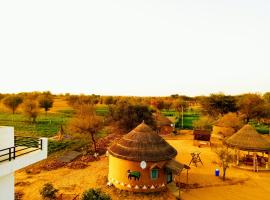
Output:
166 171 173 184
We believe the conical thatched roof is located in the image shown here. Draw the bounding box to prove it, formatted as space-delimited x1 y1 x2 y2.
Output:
225 124 270 152
154 114 172 127
108 122 177 162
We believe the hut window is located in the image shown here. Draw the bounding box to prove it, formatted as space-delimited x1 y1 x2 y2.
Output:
151 169 158 180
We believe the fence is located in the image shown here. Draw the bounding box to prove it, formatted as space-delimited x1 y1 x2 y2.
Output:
0 136 42 163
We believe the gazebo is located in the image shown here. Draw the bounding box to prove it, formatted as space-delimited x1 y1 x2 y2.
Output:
107 122 189 192
225 124 270 171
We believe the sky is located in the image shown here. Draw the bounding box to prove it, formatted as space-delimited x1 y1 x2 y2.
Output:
0 0 269 96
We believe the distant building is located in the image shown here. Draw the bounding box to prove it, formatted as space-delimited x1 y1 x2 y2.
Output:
0 126 48 200
154 114 173 135
107 122 188 192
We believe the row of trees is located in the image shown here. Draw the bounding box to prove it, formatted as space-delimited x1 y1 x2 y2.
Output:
0 92 54 122
199 93 270 122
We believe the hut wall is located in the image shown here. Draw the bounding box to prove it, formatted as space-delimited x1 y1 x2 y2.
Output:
212 125 235 137
159 126 173 135
108 155 167 192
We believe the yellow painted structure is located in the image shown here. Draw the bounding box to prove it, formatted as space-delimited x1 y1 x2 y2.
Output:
108 155 168 192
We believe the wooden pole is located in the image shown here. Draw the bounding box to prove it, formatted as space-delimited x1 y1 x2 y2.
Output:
178 172 181 200
267 151 270 169
236 150 240 166
186 169 189 185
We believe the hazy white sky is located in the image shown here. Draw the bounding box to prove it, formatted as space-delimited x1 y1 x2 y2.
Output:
0 0 269 96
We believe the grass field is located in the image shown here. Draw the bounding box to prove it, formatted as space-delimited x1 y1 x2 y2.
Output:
0 112 70 137
162 109 201 129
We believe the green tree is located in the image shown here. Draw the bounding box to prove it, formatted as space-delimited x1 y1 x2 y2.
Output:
3 95 23 114
263 92 270 103
104 96 114 105
109 101 155 131
237 93 265 122
38 94 54 114
193 115 214 130
81 188 111 200
200 94 237 117
69 104 102 152
22 98 40 123
216 148 234 181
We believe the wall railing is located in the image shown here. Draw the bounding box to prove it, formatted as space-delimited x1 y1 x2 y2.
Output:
0 136 42 163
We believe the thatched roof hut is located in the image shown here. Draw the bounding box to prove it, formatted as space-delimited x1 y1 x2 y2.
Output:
108 122 187 192
154 114 172 127
225 124 270 152
108 122 177 161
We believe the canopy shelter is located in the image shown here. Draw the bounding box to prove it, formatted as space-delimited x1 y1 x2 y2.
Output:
225 124 270 171
165 159 190 175
165 159 190 199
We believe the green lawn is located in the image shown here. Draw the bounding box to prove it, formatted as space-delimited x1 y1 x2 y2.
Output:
162 109 201 129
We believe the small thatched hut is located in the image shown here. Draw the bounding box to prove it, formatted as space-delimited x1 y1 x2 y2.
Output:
154 114 173 135
225 124 270 171
108 122 188 192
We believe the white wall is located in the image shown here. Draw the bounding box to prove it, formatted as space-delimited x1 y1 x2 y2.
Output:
0 126 48 200
0 173 14 200
0 138 48 177
0 126 14 149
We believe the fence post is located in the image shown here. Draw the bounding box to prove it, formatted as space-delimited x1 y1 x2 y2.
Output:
13 147 16 160
40 139 43 150
8 148 11 161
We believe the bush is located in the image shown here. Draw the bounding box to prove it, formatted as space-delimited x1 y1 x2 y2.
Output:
40 183 58 200
81 188 111 200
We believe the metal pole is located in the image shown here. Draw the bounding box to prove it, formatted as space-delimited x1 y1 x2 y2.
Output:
181 106 184 129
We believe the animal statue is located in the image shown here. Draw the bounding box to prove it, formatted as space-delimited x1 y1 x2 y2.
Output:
127 170 141 181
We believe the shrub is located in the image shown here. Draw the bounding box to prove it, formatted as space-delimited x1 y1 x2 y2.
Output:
40 183 58 200
81 188 111 200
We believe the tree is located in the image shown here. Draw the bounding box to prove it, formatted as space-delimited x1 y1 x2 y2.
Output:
192 115 214 130
263 92 270 103
3 95 23 114
0 93 5 102
81 188 111 200
40 183 58 200
38 94 54 114
237 93 265 122
200 94 237 117
216 148 234 181
216 112 243 130
66 94 99 109
104 96 114 105
109 101 156 131
69 104 102 152
22 98 40 123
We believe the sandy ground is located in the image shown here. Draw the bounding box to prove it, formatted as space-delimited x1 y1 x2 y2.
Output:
15 133 270 200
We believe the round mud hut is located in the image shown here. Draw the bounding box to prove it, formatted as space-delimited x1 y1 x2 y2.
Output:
108 122 188 192
225 124 270 171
